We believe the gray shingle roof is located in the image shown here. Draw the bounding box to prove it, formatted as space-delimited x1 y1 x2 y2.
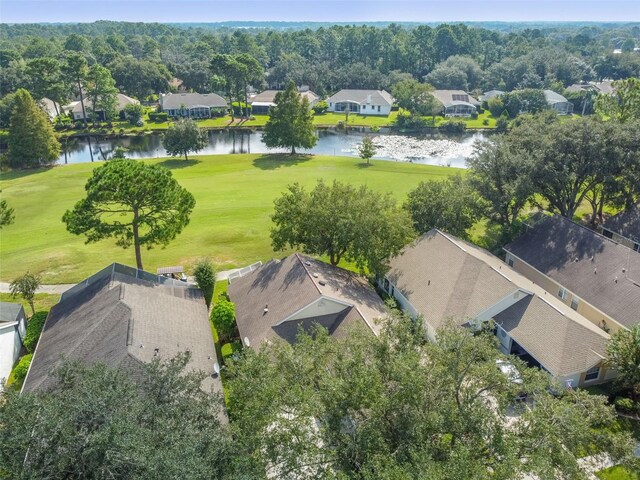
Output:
160 92 227 110
603 203 640 244
505 214 640 329
0 302 23 324
71 93 139 114
326 89 393 106
543 89 570 105
431 90 481 108
387 230 609 377
22 264 222 397
227 253 387 346
250 89 319 106
480 90 505 102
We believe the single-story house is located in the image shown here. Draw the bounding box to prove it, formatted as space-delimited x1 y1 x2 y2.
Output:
70 93 139 121
227 253 388 347
250 88 319 115
543 90 574 115
0 302 27 387
382 230 612 388
505 214 640 335
326 89 393 116
38 97 62 120
601 203 640 252
159 92 227 118
22 263 223 399
479 90 505 102
430 90 481 117
566 81 615 95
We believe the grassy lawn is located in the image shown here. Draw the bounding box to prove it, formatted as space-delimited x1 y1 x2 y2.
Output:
0 154 460 284
596 466 639 480
0 292 59 314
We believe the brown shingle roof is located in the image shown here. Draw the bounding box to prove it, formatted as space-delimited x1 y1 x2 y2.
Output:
227 254 387 346
505 215 640 329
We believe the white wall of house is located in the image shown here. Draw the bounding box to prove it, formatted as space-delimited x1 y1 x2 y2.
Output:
0 321 24 385
327 101 391 116
279 296 350 324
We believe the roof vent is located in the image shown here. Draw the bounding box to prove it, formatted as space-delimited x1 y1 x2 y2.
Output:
622 267 626 273
318 280 326 286
305 261 312 266
594 268 597 274
263 304 269 314
615 277 618 283
154 348 159 357
591 255 595 262
428 280 431 286
312 272 319 278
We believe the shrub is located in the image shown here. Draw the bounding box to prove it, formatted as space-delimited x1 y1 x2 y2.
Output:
23 311 48 353
487 96 505 117
313 100 329 114
482 118 490 126
193 258 216 308
496 111 510 132
614 397 635 413
212 299 236 342
125 104 145 125
54 115 72 131
148 112 158 122
395 109 427 130
221 341 242 363
11 354 33 386
439 120 466 133
470 111 479 120
156 112 168 122
231 102 251 116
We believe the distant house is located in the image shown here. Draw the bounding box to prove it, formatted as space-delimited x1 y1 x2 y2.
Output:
601 203 640 252
38 97 61 120
159 92 227 118
22 263 223 399
70 93 139 121
227 253 388 347
504 214 640 335
249 88 319 115
543 90 574 115
566 81 615 95
382 230 612 388
0 302 26 387
326 89 393 116
430 90 480 117
479 90 505 102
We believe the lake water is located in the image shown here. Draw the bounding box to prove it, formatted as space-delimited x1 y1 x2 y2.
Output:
57 129 487 168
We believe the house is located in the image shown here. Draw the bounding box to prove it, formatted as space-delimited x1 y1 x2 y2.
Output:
22 263 223 398
70 93 139 121
504 214 640 335
479 90 505 102
430 90 480 117
159 92 227 118
325 89 393 116
227 253 388 347
0 302 27 386
601 203 640 252
543 90 574 115
381 230 612 388
249 88 319 115
38 97 61 120
566 81 615 95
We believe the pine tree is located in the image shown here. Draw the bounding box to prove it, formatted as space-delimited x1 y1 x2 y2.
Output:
7 89 60 168
263 81 317 155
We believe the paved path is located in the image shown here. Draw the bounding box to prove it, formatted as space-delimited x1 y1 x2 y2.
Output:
0 269 241 296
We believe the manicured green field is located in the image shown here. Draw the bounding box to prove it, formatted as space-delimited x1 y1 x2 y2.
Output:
596 465 639 480
0 154 460 284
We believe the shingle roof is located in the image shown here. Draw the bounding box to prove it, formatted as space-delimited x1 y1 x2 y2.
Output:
250 89 319 106
387 230 609 377
544 89 570 105
505 214 640 329
431 90 481 107
603 204 640 244
0 302 23 324
22 264 222 397
326 89 393 106
480 90 505 102
160 92 227 110
71 93 139 114
227 254 387 346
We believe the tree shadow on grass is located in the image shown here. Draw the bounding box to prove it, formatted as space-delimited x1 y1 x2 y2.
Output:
0 165 55 181
156 159 202 170
356 162 374 168
252 154 313 170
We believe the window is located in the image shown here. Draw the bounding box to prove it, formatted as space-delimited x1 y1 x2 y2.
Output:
601 229 613 239
634 242 640 253
570 296 580 310
558 287 567 300
585 366 600 381
507 257 514 267
383 278 390 291
377 105 381 112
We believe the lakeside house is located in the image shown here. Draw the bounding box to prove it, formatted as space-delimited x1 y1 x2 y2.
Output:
601 203 640 252
381 229 612 388
250 87 319 114
0 302 27 387
566 81 615 95
504 214 640 335
325 89 393 116
479 90 505 102
159 92 228 118
227 253 388 347
543 89 574 115
22 263 223 398
70 93 139 121
38 97 62 120
430 90 481 117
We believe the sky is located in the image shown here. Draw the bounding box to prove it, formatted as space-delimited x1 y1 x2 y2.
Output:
1 0 639 24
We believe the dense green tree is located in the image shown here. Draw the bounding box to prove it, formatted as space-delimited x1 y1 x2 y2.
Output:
86 64 119 125
63 51 90 128
162 119 208 160
357 137 376 165
235 53 264 118
124 103 145 124
211 299 236 343
501 89 548 117
425 55 484 91
404 176 486 239
6 89 61 168
0 92 18 128
263 81 317 155
0 354 233 479
227 313 636 479
9 271 41 315
62 159 195 270
109 57 171 100
193 257 216 308
391 78 440 120
607 324 640 402
271 179 414 276
63 33 91 53
0 197 15 229
25 57 69 113
595 77 640 123
210 54 243 121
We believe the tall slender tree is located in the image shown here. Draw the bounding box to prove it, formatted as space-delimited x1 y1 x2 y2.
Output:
63 52 89 128
85 64 118 126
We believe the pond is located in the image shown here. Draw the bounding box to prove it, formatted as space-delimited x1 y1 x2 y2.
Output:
57 129 487 168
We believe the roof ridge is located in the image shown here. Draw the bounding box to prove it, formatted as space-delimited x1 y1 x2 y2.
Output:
295 253 322 294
